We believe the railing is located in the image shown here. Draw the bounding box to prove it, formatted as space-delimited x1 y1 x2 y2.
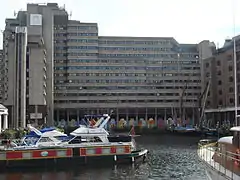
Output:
198 140 240 180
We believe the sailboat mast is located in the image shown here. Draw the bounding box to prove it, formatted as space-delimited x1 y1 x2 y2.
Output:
234 37 238 126
232 0 238 126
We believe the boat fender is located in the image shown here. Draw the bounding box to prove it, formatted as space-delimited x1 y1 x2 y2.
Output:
234 149 240 166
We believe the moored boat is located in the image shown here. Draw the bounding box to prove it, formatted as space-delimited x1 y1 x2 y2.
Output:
0 114 149 169
172 125 202 136
197 126 240 180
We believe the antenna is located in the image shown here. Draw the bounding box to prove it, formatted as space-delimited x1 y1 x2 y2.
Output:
13 11 17 17
69 11 72 20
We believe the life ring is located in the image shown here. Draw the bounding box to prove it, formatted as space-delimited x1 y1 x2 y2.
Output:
234 149 240 166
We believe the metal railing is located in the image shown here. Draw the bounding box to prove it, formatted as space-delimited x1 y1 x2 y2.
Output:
198 140 240 180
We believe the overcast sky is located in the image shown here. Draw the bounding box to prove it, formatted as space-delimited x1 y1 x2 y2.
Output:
1 0 240 48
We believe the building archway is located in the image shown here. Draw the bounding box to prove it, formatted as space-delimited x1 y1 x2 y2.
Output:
0 104 8 132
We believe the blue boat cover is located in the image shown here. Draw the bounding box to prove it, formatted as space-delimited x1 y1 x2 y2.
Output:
27 127 56 137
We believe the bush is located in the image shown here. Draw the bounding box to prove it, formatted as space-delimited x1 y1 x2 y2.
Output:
0 129 25 139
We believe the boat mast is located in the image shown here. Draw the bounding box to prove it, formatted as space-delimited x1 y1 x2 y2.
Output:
233 0 238 126
234 37 238 126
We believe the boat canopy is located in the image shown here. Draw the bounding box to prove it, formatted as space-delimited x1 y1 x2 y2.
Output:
70 127 109 136
41 130 67 137
27 127 56 136
218 136 233 144
40 127 56 133
230 126 240 132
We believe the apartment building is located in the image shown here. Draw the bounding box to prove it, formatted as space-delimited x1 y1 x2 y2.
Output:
3 3 216 127
54 27 214 125
203 37 240 125
2 3 68 127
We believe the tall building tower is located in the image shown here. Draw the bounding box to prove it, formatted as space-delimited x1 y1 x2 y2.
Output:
2 3 68 127
0 49 4 103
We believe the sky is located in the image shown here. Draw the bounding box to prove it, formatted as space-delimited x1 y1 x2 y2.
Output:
1 0 240 48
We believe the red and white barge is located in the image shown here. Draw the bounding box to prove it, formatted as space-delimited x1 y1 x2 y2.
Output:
0 114 149 169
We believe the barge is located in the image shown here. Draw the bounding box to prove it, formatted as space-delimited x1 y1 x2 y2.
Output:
0 114 149 169
0 145 148 169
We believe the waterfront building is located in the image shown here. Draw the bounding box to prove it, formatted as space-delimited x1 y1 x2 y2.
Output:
2 3 68 127
0 49 3 103
2 3 215 127
202 36 240 125
54 24 215 126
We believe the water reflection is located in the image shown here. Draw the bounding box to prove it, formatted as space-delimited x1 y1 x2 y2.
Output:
0 163 150 180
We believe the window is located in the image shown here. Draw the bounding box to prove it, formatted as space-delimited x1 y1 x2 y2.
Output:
229 66 233 71
229 87 234 93
69 136 82 144
217 60 221 66
228 55 232 61
229 76 234 82
205 63 209 68
230 98 234 104
206 72 210 77
217 71 221 75
218 80 222 85
207 101 211 106
218 90 222 95
219 100 223 106
38 137 53 143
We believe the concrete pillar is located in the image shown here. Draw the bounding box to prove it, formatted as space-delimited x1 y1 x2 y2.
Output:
116 108 119 122
145 108 148 121
77 109 80 123
0 115 2 132
155 108 157 126
164 108 167 121
192 108 195 125
34 105 38 125
3 114 8 129
66 110 69 125
126 109 129 121
135 108 138 124
57 110 60 122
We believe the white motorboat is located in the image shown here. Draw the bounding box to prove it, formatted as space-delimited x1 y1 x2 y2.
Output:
59 114 137 152
11 125 68 150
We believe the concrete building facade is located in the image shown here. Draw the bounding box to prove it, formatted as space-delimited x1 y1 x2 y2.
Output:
0 49 4 103
3 3 216 127
2 3 68 127
54 23 215 125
